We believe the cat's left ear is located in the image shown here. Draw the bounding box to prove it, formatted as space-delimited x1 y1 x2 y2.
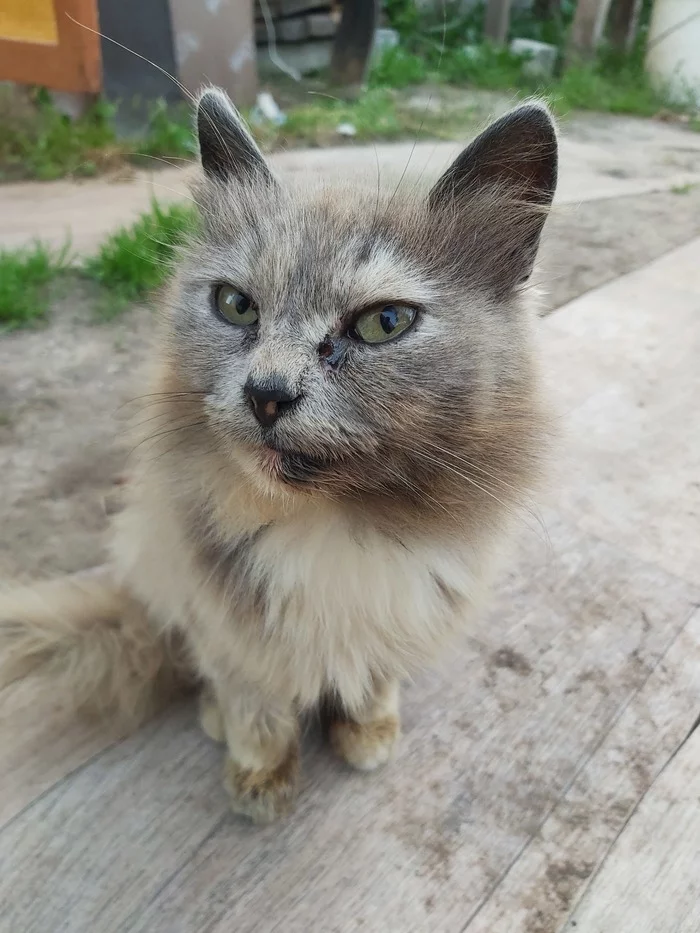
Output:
196 87 274 185
429 102 557 282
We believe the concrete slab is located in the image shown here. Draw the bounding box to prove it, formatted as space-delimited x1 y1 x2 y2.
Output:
3 116 700 256
541 236 700 587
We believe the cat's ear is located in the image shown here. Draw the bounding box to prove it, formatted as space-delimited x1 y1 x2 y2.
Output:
196 87 273 184
428 102 557 283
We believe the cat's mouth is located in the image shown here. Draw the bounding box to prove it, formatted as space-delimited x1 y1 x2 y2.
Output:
258 443 331 485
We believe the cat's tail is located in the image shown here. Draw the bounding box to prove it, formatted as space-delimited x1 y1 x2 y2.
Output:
0 567 194 731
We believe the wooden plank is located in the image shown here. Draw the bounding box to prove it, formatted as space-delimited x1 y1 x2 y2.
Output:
0 678 113 828
460 608 700 932
124 522 700 933
0 0 101 94
484 0 513 44
0 707 227 933
541 237 700 588
569 692 700 931
566 0 614 62
329 0 378 87
3 515 694 933
608 0 643 52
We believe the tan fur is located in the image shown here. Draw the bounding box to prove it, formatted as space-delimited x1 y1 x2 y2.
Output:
0 90 557 821
330 677 401 771
0 569 192 731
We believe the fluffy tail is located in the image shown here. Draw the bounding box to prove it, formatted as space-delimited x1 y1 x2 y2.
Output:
0 567 194 732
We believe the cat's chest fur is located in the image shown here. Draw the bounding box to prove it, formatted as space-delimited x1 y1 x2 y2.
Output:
113 484 490 709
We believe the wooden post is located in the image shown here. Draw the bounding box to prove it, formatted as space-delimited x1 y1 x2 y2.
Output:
608 0 643 52
0 0 101 94
566 0 615 63
168 0 258 107
329 0 379 89
484 0 513 45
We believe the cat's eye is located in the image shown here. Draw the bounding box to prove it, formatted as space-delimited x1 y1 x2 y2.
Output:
214 284 259 326
351 304 416 345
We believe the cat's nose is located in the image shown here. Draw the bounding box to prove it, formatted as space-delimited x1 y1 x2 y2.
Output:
244 378 301 428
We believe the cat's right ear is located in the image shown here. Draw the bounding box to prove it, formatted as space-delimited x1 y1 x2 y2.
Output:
196 87 274 184
428 102 557 286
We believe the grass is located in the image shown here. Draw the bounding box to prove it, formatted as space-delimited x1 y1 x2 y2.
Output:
374 0 698 121
0 242 71 331
252 87 480 149
0 200 197 329
2 12 696 183
367 43 696 121
83 200 197 317
671 183 695 195
0 86 195 182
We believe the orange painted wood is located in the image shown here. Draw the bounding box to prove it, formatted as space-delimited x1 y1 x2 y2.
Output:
0 0 102 93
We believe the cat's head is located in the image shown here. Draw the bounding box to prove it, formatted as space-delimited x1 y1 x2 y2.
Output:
162 88 557 530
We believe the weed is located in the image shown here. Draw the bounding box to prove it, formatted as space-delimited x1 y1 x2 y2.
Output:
550 59 679 117
369 47 429 89
253 87 478 149
0 86 196 182
136 100 197 163
0 241 71 330
0 87 117 181
254 89 400 147
83 200 196 317
671 183 694 195
375 0 695 121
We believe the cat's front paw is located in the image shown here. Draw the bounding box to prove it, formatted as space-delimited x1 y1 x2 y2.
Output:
224 744 300 824
329 716 400 771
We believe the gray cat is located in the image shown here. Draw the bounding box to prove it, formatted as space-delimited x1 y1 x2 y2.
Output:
0 88 557 823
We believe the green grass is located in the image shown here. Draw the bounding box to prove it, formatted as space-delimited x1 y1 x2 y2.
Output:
253 87 478 148
375 0 697 121
83 200 197 317
1 200 197 328
671 183 695 195
0 242 71 330
0 86 195 182
134 99 198 163
368 42 695 121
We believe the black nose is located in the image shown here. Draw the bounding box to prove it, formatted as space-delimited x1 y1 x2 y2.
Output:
244 378 301 428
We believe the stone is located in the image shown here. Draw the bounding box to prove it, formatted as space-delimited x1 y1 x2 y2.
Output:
510 38 558 79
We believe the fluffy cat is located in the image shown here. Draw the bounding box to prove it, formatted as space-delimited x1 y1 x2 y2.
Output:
0 88 557 823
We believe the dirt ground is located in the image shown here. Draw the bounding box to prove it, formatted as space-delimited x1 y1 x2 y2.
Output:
2 184 700 582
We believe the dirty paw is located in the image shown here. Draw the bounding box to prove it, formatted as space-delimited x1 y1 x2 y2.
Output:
224 745 300 824
329 716 400 771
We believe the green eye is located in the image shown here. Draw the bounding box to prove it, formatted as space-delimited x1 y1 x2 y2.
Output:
215 284 259 326
351 304 417 344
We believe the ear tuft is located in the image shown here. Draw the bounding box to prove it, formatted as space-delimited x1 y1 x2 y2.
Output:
196 87 272 184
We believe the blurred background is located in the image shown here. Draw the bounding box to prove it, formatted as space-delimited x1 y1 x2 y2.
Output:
0 0 698 180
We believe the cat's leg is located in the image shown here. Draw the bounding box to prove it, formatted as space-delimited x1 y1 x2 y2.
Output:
329 677 401 771
209 676 299 824
198 682 225 742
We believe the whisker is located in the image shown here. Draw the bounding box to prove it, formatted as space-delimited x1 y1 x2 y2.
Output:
126 420 207 458
67 16 241 179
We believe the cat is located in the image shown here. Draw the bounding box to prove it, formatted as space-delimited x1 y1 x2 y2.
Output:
0 87 557 824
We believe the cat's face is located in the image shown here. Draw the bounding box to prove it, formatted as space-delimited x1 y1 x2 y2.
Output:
164 90 557 528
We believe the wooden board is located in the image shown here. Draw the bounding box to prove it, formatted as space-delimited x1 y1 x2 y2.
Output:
0 0 101 94
569 695 700 932
1 515 698 933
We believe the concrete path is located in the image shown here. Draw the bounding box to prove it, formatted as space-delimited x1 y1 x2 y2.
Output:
1 223 699 929
4 114 700 255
